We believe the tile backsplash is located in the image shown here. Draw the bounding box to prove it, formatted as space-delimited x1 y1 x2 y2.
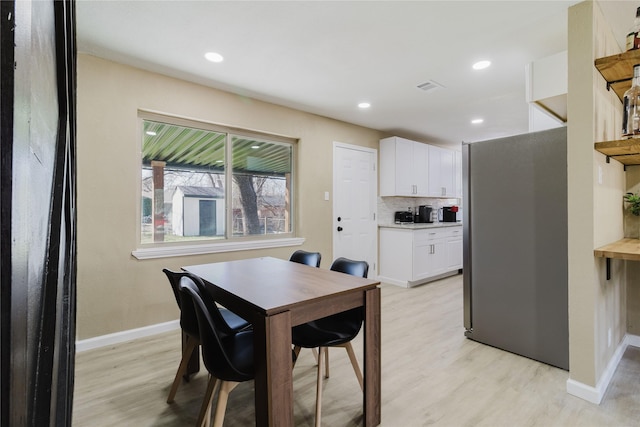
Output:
378 196 462 224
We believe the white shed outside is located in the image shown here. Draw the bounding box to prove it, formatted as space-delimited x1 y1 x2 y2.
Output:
171 186 225 237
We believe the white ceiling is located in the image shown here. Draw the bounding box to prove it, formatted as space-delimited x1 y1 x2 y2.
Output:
76 0 634 147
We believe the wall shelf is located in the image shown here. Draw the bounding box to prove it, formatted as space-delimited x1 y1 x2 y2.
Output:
594 238 640 280
594 139 640 166
593 50 640 166
594 49 640 101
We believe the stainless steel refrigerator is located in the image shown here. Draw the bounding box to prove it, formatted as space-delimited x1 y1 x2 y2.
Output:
462 127 568 370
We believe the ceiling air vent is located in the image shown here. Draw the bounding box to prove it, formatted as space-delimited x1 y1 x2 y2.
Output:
417 80 445 92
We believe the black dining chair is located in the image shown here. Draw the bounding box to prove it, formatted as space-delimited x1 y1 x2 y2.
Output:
162 269 250 404
291 257 369 427
289 249 322 268
178 274 255 427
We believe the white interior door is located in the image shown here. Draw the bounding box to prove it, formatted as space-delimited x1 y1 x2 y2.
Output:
333 142 377 277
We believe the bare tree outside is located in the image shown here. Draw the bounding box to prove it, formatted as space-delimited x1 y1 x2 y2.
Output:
233 174 261 235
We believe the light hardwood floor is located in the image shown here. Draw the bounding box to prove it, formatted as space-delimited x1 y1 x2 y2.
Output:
73 275 640 426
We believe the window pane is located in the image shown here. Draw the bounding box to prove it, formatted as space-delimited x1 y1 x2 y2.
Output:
141 120 226 244
231 136 292 236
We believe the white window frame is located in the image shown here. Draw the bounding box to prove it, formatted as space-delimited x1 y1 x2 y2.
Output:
132 111 303 259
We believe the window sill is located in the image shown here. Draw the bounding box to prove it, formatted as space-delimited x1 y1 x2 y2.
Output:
132 237 305 260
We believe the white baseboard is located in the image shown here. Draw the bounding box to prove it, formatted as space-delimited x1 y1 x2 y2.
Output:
377 275 409 288
75 320 180 353
379 270 461 289
626 333 640 348
566 378 601 404
566 333 640 404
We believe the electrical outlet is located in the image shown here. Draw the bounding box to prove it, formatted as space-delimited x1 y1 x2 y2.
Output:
598 165 603 185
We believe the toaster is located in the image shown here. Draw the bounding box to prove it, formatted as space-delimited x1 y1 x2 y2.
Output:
394 211 414 223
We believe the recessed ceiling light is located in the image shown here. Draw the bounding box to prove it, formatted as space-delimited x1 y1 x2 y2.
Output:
205 52 224 63
358 102 371 109
146 131 157 136
471 118 484 124
472 60 491 70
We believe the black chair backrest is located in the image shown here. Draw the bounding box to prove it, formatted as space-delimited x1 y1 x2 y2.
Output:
317 257 369 337
163 269 199 338
163 268 186 308
184 273 239 338
330 257 369 278
289 250 321 268
178 277 253 381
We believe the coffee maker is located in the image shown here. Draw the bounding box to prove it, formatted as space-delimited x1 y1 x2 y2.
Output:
414 205 433 223
440 206 458 222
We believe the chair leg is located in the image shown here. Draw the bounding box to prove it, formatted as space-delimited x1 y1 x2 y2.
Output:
311 347 319 363
167 336 199 403
315 347 325 427
213 381 239 427
293 345 302 368
196 375 218 427
324 347 330 379
342 342 364 391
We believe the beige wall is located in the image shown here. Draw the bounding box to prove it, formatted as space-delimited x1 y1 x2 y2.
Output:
76 54 382 340
624 167 640 333
568 1 627 387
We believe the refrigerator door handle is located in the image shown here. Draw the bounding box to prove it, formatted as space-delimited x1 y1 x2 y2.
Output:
462 143 472 331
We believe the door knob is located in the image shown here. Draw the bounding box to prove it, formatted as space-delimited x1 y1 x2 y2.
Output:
337 226 343 232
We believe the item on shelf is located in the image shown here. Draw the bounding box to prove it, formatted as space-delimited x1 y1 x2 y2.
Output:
627 7 640 51
622 64 640 139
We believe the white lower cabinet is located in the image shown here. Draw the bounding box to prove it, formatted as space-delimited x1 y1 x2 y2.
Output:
446 228 463 271
379 225 462 288
413 230 447 279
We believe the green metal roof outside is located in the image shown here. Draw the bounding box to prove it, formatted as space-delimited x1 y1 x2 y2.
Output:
142 120 292 175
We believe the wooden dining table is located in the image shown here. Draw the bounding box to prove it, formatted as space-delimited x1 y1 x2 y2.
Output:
183 256 381 426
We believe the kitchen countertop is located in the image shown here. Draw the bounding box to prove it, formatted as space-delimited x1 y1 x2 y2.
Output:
379 222 462 230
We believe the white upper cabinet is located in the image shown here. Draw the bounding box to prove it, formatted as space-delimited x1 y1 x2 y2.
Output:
526 50 567 124
380 137 429 197
380 136 459 198
455 150 462 198
427 145 455 198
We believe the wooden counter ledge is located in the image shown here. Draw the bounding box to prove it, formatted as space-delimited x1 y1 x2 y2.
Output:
594 238 640 280
594 238 640 261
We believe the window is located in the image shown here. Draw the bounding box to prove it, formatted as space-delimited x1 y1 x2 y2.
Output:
140 114 294 245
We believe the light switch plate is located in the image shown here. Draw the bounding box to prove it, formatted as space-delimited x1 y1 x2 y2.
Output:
324 191 330 201
598 165 603 185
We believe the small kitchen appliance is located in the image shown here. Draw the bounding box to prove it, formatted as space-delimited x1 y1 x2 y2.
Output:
440 206 458 222
415 205 433 223
394 211 414 224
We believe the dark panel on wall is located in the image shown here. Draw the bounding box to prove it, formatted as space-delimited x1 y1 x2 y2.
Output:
0 1 16 425
1 0 77 425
